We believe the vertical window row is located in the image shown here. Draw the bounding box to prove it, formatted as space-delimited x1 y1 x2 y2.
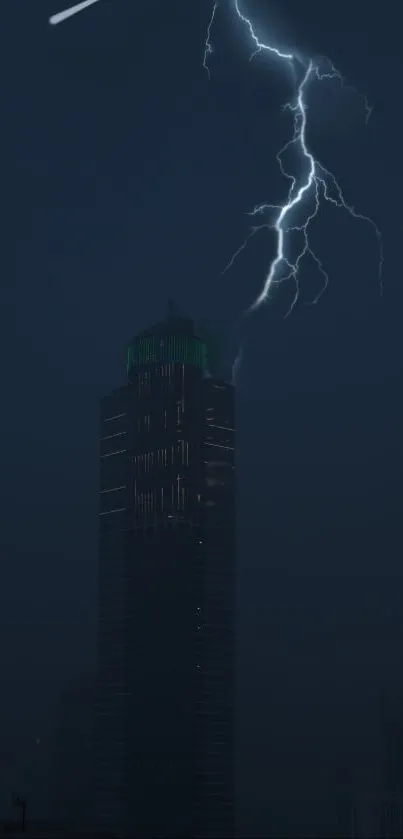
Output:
133 443 189 476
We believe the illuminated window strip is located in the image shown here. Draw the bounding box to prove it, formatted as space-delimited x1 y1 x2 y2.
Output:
99 508 128 517
100 449 128 459
204 443 234 452
103 413 126 422
206 425 235 432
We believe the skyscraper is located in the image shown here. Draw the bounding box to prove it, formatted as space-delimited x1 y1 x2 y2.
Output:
94 309 236 837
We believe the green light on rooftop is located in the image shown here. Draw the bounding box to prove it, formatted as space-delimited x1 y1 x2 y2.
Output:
126 334 206 374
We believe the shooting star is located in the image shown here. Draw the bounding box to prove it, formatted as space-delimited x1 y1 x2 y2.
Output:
49 0 102 26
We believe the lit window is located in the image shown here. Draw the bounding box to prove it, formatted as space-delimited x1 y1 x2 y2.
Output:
100 449 128 459
99 508 127 517
100 431 127 441
103 413 126 423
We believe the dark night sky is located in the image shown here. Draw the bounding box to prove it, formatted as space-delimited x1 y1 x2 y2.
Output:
1 0 403 834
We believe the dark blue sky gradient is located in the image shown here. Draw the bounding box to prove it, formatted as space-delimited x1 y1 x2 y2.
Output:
1 1 402 833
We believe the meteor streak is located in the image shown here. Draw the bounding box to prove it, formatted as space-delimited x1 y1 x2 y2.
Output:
205 1 383 317
49 0 102 26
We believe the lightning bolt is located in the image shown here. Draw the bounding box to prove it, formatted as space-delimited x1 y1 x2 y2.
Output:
205 1 383 318
203 1 219 79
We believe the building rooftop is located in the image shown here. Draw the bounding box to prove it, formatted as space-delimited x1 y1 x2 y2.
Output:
127 302 228 381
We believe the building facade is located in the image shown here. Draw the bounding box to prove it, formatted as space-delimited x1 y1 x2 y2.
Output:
94 312 236 837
